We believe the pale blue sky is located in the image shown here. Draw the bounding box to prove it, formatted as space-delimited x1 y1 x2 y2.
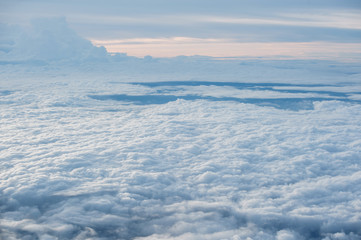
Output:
1 0 361 58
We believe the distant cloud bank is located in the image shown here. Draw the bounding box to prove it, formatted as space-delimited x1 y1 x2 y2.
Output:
0 18 107 63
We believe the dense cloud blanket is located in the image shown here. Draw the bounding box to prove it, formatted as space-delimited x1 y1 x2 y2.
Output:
1 64 361 239
1 18 361 240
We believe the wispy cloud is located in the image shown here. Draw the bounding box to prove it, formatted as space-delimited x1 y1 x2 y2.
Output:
66 10 361 30
70 10 361 44
199 11 361 30
92 37 227 45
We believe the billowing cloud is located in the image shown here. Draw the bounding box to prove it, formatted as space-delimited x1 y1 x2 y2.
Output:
1 2 361 239
0 17 108 63
1 71 361 239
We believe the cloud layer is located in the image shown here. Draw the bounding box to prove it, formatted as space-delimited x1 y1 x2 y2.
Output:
1 10 361 239
1 59 361 239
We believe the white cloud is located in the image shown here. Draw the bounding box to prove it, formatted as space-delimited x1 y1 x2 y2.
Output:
1 14 361 237
1 61 361 239
0 18 108 63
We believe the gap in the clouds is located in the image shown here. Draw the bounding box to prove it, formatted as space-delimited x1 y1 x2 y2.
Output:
129 81 330 88
88 94 320 110
0 90 15 105
0 90 14 96
130 81 357 97
88 81 361 110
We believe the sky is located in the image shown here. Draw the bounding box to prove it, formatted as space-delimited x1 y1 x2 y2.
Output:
1 0 361 59
2 2 361 239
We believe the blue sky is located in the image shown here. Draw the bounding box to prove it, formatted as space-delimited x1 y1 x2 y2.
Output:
1 0 361 58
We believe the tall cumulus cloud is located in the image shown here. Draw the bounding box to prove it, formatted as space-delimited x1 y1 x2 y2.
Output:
0 17 108 63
